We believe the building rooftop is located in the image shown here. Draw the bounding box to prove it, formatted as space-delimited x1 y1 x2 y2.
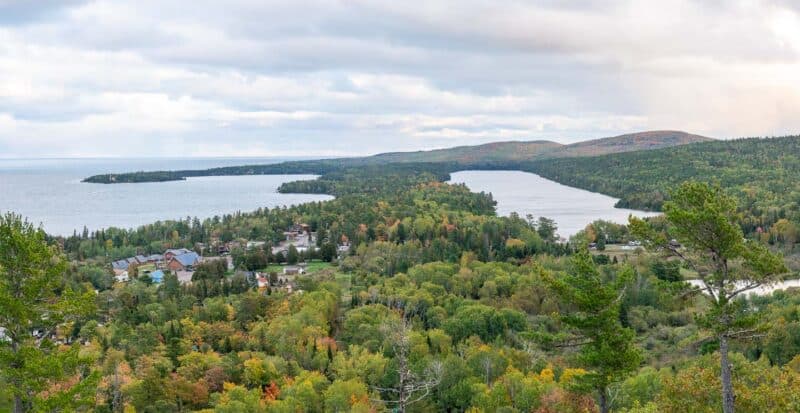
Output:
172 251 200 267
150 270 165 283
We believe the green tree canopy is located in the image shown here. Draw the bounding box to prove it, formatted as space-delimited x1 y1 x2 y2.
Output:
0 213 97 412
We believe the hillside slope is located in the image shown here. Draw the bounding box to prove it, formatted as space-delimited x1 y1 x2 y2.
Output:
525 135 800 234
543 130 712 158
369 140 562 163
367 130 710 164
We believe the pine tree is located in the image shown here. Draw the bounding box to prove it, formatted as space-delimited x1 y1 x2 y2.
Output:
630 181 786 413
545 250 641 413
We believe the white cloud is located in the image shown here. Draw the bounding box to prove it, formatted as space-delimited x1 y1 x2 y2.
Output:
0 0 799 157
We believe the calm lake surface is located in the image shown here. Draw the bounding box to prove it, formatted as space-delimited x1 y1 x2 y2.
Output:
0 158 332 236
449 170 660 238
686 279 800 297
3 162 659 238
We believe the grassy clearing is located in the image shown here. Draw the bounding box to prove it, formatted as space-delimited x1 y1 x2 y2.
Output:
136 263 157 273
590 244 645 260
258 260 334 274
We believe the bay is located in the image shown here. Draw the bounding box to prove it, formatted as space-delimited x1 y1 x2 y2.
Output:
0 158 332 236
448 170 660 238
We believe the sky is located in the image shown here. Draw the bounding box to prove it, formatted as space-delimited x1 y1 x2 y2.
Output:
1 0 800 158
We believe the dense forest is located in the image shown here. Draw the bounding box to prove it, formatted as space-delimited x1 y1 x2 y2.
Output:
4 137 800 412
66 164 565 265
526 136 800 243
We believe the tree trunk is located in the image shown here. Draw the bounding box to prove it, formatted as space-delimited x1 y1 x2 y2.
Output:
719 335 735 413
11 339 25 413
13 395 24 413
598 386 609 413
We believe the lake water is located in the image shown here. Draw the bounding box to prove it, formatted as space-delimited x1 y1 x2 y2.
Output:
0 158 332 236
448 170 660 238
3 162 659 238
686 279 800 297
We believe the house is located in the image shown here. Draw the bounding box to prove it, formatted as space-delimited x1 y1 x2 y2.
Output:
114 271 129 283
176 270 194 284
246 241 266 250
165 248 192 261
146 254 164 263
112 257 138 271
167 251 200 271
277 224 315 252
113 252 164 273
112 259 130 271
149 270 165 284
283 265 306 275
112 256 141 270
293 233 315 252
287 223 310 234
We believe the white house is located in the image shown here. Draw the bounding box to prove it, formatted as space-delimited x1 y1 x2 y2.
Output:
114 271 129 283
283 265 306 275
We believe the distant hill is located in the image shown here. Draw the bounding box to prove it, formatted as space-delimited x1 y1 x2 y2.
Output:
83 130 711 183
364 130 711 164
368 140 563 163
542 130 712 159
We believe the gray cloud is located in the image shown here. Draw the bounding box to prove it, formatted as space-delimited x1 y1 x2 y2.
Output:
1 0 800 157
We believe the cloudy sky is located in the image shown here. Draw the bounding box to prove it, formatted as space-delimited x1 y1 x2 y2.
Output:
1 0 800 157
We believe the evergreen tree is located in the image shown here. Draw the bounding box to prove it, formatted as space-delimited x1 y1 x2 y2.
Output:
596 231 606 250
396 222 407 243
630 181 786 413
545 250 642 413
287 245 299 265
320 242 338 262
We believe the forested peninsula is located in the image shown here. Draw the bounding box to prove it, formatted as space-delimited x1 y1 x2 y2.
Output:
82 130 709 184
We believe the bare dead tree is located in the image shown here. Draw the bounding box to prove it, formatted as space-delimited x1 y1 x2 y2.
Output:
373 316 443 413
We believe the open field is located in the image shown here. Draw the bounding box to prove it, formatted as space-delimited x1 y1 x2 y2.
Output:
258 260 334 274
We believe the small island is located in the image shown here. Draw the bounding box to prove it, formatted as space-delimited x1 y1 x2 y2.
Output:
81 161 336 184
